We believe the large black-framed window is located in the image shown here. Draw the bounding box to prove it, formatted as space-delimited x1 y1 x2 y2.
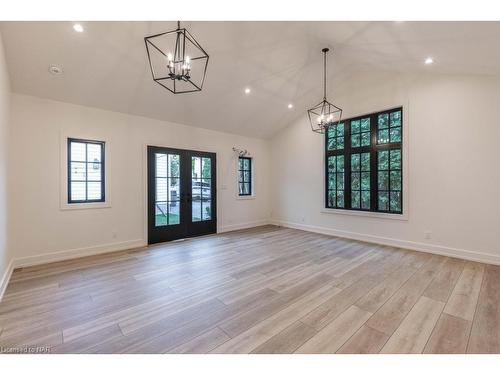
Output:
325 107 403 214
68 138 105 203
238 157 252 196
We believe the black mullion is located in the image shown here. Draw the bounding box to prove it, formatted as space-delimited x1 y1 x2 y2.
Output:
325 150 344 157
166 154 170 226
336 157 341 208
375 142 402 151
85 143 88 201
370 113 378 212
383 145 402 152
324 153 329 208
248 158 252 195
154 155 159 224
337 155 342 207
238 166 242 195
325 128 330 155
385 149 390 212
67 140 72 202
398 117 403 212
100 143 105 202
353 145 372 153
199 158 203 217
344 120 351 210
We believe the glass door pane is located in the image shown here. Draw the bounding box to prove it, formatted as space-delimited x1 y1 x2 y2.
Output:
155 153 181 226
191 156 212 222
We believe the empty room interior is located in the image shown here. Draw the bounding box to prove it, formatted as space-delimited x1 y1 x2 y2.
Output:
1 18 500 358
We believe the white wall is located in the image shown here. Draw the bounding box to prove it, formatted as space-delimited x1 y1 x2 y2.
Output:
7 69 500 271
8 94 271 265
271 72 500 264
0 31 12 296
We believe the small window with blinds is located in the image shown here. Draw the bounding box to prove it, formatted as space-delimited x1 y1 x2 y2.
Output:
67 138 105 203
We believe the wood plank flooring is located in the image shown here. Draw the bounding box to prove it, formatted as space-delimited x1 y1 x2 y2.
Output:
0 225 499 354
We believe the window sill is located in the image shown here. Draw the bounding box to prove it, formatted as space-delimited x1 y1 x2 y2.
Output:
321 208 408 221
236 195 256 200
60 202 111 211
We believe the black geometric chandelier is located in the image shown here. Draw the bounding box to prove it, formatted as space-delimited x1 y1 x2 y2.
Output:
144 21 209 94
307 48 342 134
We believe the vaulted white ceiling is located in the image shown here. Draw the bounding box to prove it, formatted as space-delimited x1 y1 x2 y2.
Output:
1 21 500 138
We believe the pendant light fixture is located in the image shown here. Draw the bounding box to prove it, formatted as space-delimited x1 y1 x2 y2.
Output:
145 21 209 94
307 48 342 134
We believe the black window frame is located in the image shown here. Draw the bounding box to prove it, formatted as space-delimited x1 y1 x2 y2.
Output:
325 107 403 214
67 138 106 204
238 156 252 196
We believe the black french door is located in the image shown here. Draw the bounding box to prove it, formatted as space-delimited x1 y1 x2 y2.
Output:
147 146 217 244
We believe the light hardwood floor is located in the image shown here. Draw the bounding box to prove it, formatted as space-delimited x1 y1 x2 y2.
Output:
0 225 499 354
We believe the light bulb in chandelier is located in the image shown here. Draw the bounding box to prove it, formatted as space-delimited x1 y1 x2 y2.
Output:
166 52 192 81
316 112 336 127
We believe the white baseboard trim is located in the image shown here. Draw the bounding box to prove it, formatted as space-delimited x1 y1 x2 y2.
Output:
0 258 15 302
271 219 500 266
12 239 147 269
218 219 271 233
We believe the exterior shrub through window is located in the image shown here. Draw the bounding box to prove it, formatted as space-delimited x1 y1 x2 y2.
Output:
325 107 402 214
68 138 105 203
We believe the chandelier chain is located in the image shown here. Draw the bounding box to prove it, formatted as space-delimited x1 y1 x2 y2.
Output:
306 47 342 134
323 49 327 100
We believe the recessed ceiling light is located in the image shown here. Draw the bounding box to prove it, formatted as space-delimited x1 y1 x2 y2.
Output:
288 103 293 109
244 88 251 94
425 57 434 65
73 24 84 33
48 65 63 75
